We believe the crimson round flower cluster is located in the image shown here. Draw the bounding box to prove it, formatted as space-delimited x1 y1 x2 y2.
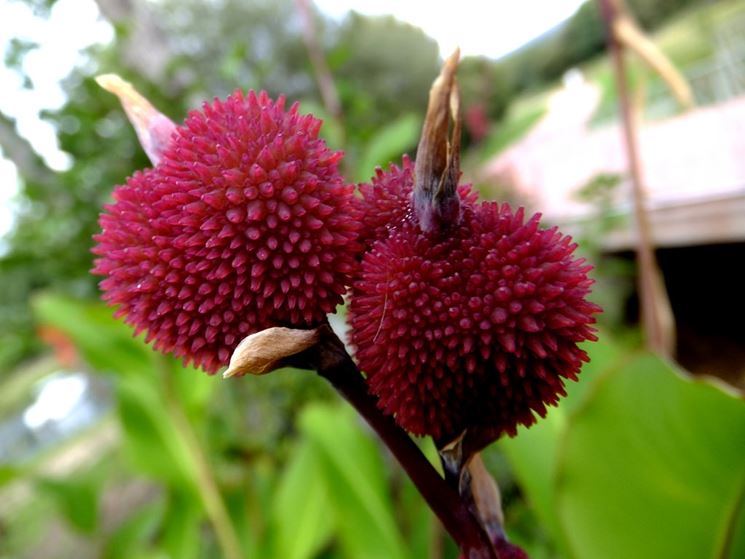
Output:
94 87 599 443
93 90 360 372
348 160 601 442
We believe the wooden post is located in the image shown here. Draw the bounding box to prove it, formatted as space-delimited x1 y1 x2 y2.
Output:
597 0 675 356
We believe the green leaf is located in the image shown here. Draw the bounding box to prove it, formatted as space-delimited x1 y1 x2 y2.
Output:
299 100 344 150
499 402 567 552
36 476 99 534
102 500 164 559
160 490 204 559
34 294 215 413
397 474 435 559
499 336 623 553
33 294 206 491
355 114 420 182
163 357 216 418
116 378 198 488
270 440 334 559
727 485 745 559
555 354 745 559
223 457 276 558
0 465 19 488
299 403 409 559
478 105 545 161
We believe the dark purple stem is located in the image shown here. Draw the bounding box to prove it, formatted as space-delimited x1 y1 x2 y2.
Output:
312 327 497 559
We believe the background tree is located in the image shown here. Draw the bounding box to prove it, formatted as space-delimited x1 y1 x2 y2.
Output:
0 0 439 371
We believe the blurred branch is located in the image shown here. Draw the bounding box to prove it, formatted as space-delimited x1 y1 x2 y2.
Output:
295 0 342 119
613 10 694 109
598 0 676 357
466 454 505 544
311 326 498 558
224 323 498 556
159 357 244 559
0 112 54 185
94 0 173 85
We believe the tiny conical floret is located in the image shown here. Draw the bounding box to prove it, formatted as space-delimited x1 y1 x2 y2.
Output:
94 90 360 373
349 167 600 445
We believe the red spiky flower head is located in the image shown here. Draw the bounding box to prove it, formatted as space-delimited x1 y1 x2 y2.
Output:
348 53 600 451
93 79 360 373
349 196 600 446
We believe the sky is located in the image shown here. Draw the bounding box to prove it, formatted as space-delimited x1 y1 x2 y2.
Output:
0 0 113 243
0 0 587 243
315 0 588 59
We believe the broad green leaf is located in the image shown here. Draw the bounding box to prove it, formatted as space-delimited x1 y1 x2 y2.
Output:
300 403 409 559
399 430 441 557
499 405 567 552
499 336 623 554
34 294 216 413
37 476 99 534
727 488 745 559
270 440 334 559
355 114 420 182
478 105 545 161
33 294 207 491
556 354 745 559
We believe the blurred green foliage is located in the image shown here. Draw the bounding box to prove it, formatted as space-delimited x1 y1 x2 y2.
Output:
0 0 434 371
2 1 743 558
572 174 635 329
329 13 439 144
500 337 745 559
0 293 446 559
1 295 739 558
0 75 153 367
0 0 718 371
499 0 710 95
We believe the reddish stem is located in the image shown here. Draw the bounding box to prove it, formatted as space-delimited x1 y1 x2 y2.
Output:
312 327 497 558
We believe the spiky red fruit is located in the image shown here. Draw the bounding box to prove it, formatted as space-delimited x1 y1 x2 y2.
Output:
357 155 478 249
93 90 360 373
349 179 600 444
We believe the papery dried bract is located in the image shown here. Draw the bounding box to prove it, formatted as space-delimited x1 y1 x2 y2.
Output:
223 327 319 378
96 74 176 165
356 155 478 251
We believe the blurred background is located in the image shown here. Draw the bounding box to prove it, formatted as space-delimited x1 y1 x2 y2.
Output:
0 0 744 558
